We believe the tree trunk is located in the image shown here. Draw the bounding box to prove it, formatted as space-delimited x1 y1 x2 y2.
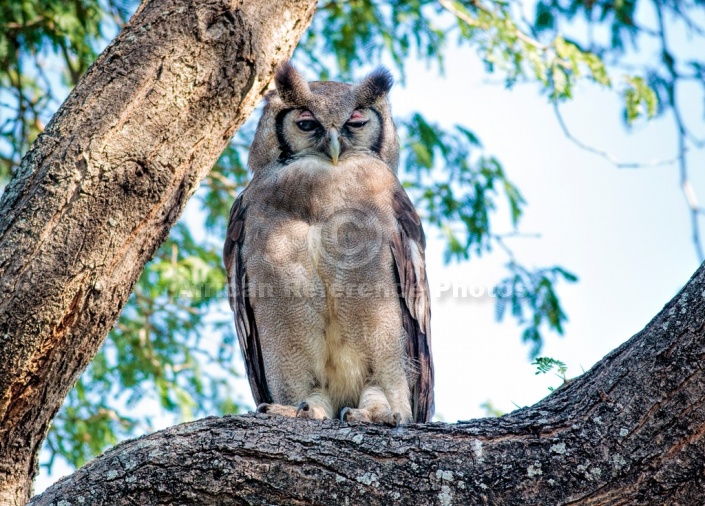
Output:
0 0 316 503
27 262 705 505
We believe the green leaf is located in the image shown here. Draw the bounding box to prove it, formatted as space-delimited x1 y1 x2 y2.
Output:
532 356 567 375
624 76 658 124
495 264 578 357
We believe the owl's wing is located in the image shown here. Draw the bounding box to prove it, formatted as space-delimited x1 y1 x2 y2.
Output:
390 187 435 423
223 193 273 406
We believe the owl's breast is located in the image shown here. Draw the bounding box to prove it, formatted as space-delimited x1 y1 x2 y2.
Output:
265 156 397 222
248 155 399 282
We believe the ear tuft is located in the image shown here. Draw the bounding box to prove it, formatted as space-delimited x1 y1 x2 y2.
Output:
274 61 311 106
354 67 394 106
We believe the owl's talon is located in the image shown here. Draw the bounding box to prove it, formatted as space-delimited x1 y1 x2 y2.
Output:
340 406 351 422
256 403 270 414
296 401 310 417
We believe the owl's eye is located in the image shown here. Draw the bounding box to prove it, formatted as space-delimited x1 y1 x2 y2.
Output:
345 119 368 128
345 110 368 129
296 120 319 132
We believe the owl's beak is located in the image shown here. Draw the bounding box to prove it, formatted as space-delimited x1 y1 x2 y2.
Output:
327 128 340 166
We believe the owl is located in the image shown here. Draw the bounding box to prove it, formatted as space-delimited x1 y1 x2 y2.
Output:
223 63 433 425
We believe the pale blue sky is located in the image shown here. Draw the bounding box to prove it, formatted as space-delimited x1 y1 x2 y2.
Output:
32 2 702 493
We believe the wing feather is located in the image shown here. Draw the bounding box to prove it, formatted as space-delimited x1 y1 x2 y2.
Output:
223 194 273 405
390 187 434 423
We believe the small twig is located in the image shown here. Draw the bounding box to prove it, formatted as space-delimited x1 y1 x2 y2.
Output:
58 40 81 86
670 4 705 38
3 17 45 31
492 231 542 240
655 2 703 262
206 170 240 191
553 103 684 169
685 129 705 149
492 234 516 262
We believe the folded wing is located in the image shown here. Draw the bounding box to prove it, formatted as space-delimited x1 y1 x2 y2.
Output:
223 193 273 405
390 187 435 423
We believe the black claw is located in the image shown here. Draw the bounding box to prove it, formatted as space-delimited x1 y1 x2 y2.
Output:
340 406 351 421
256 403 269 414
392 412 401 428
296 401 309 417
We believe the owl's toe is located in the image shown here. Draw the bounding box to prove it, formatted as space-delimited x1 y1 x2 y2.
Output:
255 403 298 418
296 400 329 419
340 407 401 426
374 410 401 427
340 407 371 423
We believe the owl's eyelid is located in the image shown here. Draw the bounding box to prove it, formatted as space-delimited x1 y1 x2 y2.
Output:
345 120 369 128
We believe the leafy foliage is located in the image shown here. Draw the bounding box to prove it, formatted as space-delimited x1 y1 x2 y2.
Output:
0 0 131 179
532 356 567 376
443 0 611 99
0 0 661 472
532 0 705 260
495 265 578 358
532 356 569 392
299 1 447 80
401 113 525 261
624 75 658 125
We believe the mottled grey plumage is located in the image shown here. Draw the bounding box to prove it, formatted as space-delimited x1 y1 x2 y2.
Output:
223 63 433 424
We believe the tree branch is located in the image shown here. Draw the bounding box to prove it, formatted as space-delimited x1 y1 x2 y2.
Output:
30 259 705 504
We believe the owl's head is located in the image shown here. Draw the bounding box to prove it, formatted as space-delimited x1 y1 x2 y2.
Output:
249 62 399 173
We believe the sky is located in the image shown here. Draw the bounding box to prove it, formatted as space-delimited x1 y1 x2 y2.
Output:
31 2 702 494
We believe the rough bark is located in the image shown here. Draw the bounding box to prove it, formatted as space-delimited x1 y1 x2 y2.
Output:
27 261 705 505
0 0 317 503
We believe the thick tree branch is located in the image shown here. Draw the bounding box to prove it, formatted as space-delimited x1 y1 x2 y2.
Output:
31 261 705 504
0 0 317 503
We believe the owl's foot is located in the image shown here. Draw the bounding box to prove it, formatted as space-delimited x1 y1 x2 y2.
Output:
340 406 401 427
255 402 328 420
